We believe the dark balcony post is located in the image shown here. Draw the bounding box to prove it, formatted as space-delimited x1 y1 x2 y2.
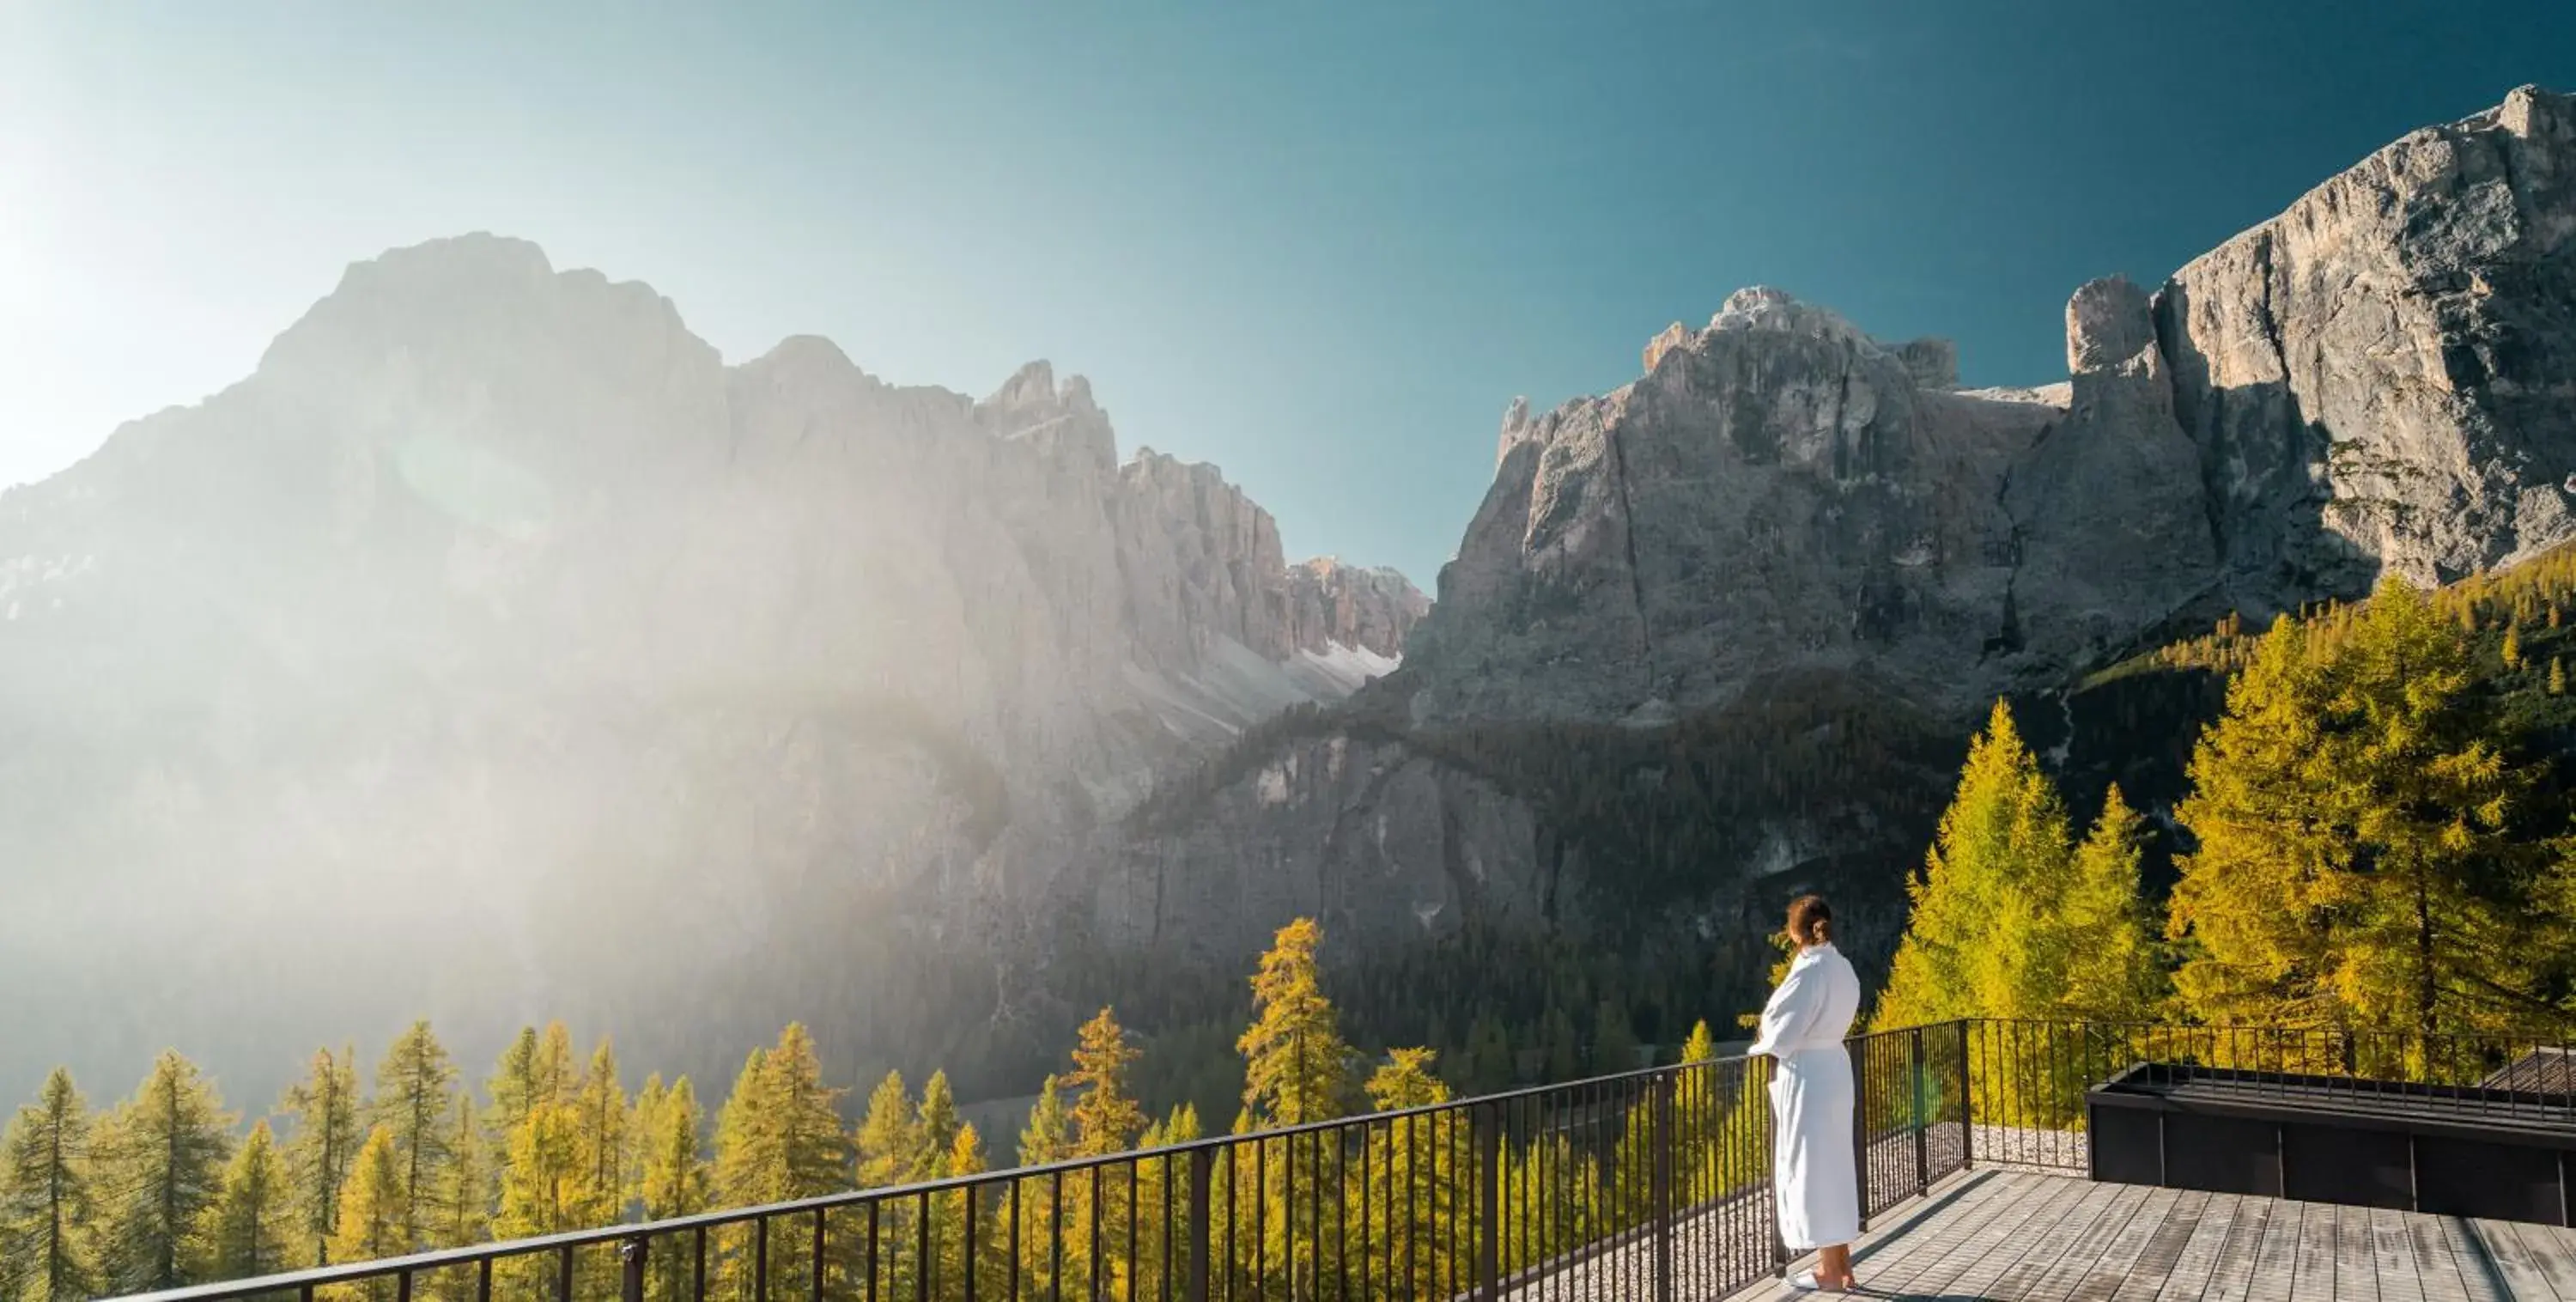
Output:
1653 1071 1675 1302
1477 1101 1501 1302
621 1235 649 1302
1957 1020 1976 1170
1911 1025 1929 1197
1851 1037 1871 1231
1188 1147 1212 1302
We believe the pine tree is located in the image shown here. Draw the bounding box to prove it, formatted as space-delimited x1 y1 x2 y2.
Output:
853 1070 916 1190
1678 1020 1718 1065
1460 1014 1514 1095
2168 577 2530 1044
434 1096 487 1250
279 1045 363 1267
535 1025 578 1109
933 1124 991 1302
709 1028 848 1301
572 1041 629 1227
1874 700 2079 1029
636 1077 708 1302
486 1028 542 1143
1591 998 1640 1074
1066 1009 1145 1156
1364 1048 1451 1110
326 1129 405 1302
191 1119 293 1284
0 1068 98 1301
914 1071 962 1178
98 1050 235 1293
1011 1076 1072 1300
494 1102 583 1238
2060 784 2166 1021
1237 919 1356 1127
368 1023 456 1254
1539 1007 1578 1084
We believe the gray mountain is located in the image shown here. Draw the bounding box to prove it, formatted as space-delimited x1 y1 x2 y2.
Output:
0 233 1422 1103
1097 84 2576 977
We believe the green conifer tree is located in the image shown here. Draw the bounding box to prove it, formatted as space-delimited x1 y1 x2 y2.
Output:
369 1022 456 1253
98 1050 235 1293
326 1129 405 1301
1237 918 1355 1128
572 1041 628 1227
0 1068 98 1301
279 1046 362 1267
914 1071 962 1178
191 1119 293 1284
1591 999 1640 1074
1678 1020 1718 1064
1874 700 2079 1030
853 1070 916 1190
2168 577 2530 1044
434 1096 487 1250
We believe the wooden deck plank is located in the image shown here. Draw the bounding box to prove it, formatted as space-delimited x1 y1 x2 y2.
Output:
2031 1182 2160 1302
2199 1196 2278 1302
2065 1185 2185 1302
1732 1170 2035 1301
1856 1171 2073 1299
2428 1215 2513 1302
2113 1189 2211 1302
1925 1175 2115 1299
2150 1192 2242 1302
2512 1220 2576 1302
2288 1200 2342 1302
1972 1180 2130 1300
2335 1204 2384 1302
2465 1218 2560 1302
2365 1206 2423 1302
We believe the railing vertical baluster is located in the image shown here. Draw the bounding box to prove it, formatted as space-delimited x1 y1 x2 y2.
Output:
1476 1098 1499 1302
966 1184 980 1302
560 1243 576 1302
920 1190 933 1302
756 1214 770 1300
868 1202 882 1302
1958 1019 1974 1171
623 1235 650 1302
1188 1148 1212 1302
811 1207 826 1302
693 1226 706 1302
1911 1025 1929 1197
1653 1069 1674 1302
1052 1171 1065 1302
398 1268 413 1302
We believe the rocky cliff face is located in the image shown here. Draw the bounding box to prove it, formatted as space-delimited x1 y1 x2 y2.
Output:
1103 85 2576 979
0 233 1424 1101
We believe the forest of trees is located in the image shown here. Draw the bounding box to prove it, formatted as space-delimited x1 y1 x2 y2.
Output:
1877 574 2576 1120
0 916 1746 1301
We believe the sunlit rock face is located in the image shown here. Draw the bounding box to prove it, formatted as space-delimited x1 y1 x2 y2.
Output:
0 232 1424 1103
1103 86 2576 976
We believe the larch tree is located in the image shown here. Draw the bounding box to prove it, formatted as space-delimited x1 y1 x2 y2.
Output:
2168 578 2533 1044
1067 1008 1146 1156
1364 1049 1457 1287
1236 918 1354 1128
1678 1020 1718 1065
278 1045 363 1267
708 1028 847 1301
0 1068 99 1302
191 1118 293 1284
636 1076 708 1302
2058 784 2167 1021
914 1071 963 1179
852 1070 916 1190
326 1129 405 1301
1011 1076 1072 1300
369 1022 457 1254
97 1050 235 1293
1873 700 2078 1031
573 1040 629 1227
434 1095 488 1250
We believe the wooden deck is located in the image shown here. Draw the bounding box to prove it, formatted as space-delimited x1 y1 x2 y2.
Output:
1723 1169 2576 1301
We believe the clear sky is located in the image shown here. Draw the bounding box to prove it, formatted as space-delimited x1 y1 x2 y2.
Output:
6 3 2573 587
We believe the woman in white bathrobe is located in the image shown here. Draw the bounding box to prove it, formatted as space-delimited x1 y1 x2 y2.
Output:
1749 894 1863 1293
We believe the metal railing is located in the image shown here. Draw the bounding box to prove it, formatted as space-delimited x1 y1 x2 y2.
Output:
122 1017 2568 1301
120 1026 1975 1302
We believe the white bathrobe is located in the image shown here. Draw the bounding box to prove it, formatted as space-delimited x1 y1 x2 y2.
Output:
1748 941 1862 1251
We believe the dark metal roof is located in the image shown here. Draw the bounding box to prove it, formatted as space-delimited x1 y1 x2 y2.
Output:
2483 1046 2576 1096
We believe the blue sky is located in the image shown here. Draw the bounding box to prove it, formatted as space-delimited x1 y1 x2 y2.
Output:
6 3 2572 587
